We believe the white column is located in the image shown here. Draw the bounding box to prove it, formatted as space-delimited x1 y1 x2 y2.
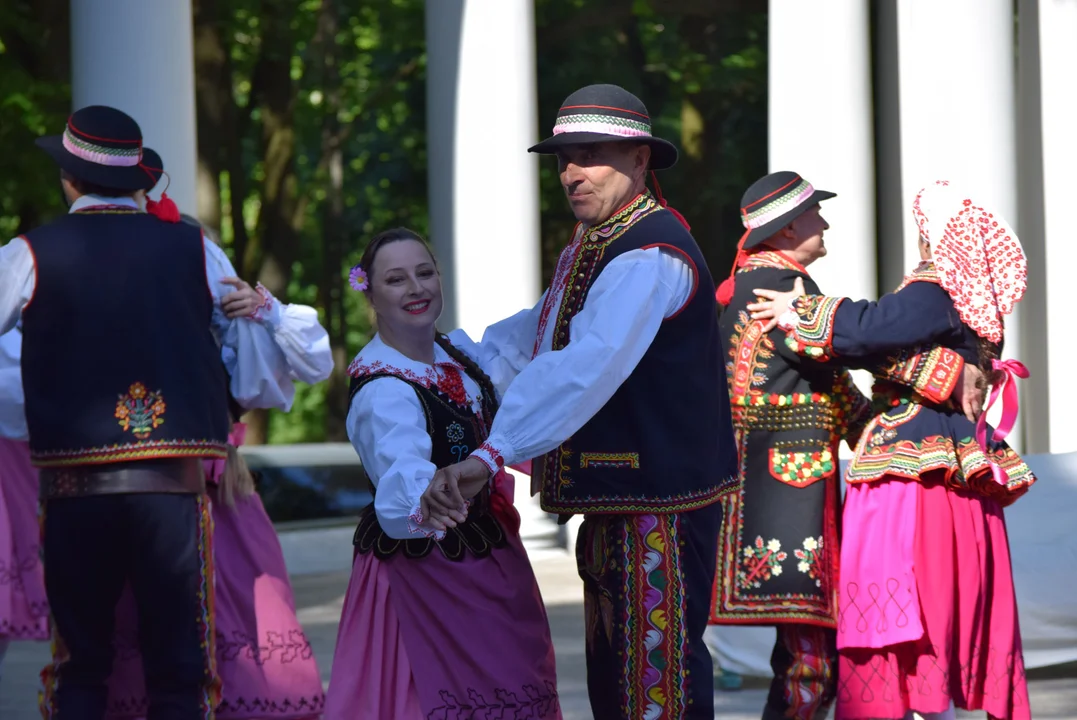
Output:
768 0 876 303
424 0 541 338
1017 0 1077 454
893 0 1024 450
70 0 198 213
768 1 876 405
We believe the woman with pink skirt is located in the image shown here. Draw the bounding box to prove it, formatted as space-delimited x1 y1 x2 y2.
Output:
751 180 1033 720
325 228 560 719
0 328 49 685
105 217 334 719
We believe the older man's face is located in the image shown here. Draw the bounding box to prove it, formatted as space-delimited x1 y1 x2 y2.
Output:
556 142 649 226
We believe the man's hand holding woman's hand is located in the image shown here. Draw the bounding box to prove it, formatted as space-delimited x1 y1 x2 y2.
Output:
418 457 492 532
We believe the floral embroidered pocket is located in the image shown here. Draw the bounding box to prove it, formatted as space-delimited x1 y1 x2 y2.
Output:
767 444 834 488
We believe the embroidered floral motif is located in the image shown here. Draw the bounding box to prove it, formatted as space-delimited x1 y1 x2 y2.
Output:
738 537 787 589
769 448 834 485
794 537 824 587
446 420 470 464
114 383 166 439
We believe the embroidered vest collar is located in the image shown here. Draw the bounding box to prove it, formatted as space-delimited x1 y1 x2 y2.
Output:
738 249 810 275
581 191 660 244
541 192 663 355
897 260 940 291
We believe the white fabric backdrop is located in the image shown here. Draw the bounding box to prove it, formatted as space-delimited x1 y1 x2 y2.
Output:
704 452 1077 675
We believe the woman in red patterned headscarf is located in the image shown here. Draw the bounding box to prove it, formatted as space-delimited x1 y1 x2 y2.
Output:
748 180 1033 720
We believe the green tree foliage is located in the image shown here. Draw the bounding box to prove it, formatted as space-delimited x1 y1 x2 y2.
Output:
0 0 766 444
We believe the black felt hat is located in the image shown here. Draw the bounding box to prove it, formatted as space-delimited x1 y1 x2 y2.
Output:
715 171 835 305
35 105 164 192
738 171 835 250
528 84 679 170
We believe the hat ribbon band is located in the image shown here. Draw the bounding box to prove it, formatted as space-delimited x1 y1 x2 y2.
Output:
742 180 815 229
62 127 142 168
553 112 652 140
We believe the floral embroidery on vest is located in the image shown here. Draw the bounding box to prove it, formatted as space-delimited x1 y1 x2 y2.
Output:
114 382 166 439
794 536 824 587
738 537 787 589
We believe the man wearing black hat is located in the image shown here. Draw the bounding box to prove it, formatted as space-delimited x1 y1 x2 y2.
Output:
710 171 974 720
0 105 254 720
423 84 737 720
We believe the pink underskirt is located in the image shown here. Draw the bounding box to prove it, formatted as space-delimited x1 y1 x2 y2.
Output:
107 460 324 719
0 438 49 641
325 530 560 720
836 477 1030 719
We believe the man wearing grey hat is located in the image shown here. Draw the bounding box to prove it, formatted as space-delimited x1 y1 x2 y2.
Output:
424 84 737 720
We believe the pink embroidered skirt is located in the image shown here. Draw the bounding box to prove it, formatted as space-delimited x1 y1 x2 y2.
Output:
0 438 49 641
324 530 560 720
107 467 324 719
835 477 1030 719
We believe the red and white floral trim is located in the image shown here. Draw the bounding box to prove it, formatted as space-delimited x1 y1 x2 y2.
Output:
247 283 275 323
470 441 506 476
406 503 445 540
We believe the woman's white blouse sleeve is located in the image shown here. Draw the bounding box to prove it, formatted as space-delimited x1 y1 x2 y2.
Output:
203 240 333 411
446 294 545 398
346 377 443 540
258 301 334 385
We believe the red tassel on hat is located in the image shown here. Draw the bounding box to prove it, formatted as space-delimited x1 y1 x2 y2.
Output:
146 192 181 223
715 229 751 306
650 171 691 231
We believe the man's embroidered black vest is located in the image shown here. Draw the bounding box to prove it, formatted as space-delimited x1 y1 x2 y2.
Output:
20 207 230 466
535 193 738 515
348 362 507 562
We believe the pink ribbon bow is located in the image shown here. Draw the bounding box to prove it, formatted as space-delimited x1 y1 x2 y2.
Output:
974 358 1029 486
228 422 248 447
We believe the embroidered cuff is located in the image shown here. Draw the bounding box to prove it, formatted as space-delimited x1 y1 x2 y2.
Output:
470 440 508 477
912 347 964 404
248 283 282 328
781 294 843 361
406 503 446 541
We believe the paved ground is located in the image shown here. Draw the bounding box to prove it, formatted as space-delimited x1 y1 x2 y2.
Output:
4 543 1076 719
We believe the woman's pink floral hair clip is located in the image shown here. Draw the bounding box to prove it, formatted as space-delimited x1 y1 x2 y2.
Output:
349 264 369 292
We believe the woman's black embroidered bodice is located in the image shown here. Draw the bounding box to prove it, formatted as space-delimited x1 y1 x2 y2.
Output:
348 366 507 562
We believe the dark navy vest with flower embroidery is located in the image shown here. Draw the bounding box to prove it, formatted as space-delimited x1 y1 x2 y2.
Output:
535 194 738 515
19 208 231 467
347 365 507 561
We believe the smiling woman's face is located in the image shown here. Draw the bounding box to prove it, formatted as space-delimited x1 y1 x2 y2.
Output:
367 239 443 334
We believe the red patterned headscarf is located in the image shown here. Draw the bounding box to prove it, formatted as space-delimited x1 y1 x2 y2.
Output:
911 180 1027 344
